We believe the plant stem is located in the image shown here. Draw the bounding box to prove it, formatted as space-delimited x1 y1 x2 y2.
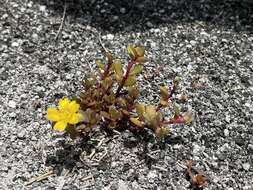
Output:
162 115 185 125
115 60 135 97
156 83 177 111
101 62 112 80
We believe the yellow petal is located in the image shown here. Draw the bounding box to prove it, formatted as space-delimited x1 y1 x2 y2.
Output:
68 100 80 113
53 121 67 131
59 98 70 110
69 113 82 124
47 108 60 121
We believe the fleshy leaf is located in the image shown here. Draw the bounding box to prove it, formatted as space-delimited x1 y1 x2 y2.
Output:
173 76 181 87
173 103 181 118
160 99 169 107
144 105 156 121
128 86 139 99
155 127 170 138
135 104 145 118
100 111 111 120
135 47 145 57
130 65 143 76
127 45 137 59
183 111 193 124
115 74 122 83
109 106 122 121
113 60 123 77
130 117 144 127
136 56 148 64
116 98 127 108
159 86 169 99
124 75 136 86
96 59 104 70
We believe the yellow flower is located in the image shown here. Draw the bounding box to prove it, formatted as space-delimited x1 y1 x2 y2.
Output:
47 98 82 131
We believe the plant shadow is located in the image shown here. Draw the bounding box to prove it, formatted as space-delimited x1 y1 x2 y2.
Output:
44 128 186 174
35 0 253 33
121 129 186 169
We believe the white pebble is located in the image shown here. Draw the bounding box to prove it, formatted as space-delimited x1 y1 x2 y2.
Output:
11 42 19 47
39 5 46 12
8 100 16 108
224 129 229 137
106 34 114 40
242 163 250 171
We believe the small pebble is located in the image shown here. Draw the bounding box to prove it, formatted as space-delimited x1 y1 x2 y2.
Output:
17 131 26 140
242 163 250 171
9 112 16 118
248 144 253 151
11 42 19 47
224 129 229 137
8 101 16 108
106 34 114 40
120 8 126 14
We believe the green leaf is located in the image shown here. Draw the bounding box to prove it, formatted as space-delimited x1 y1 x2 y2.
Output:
159 86 169 99
127 45 137 59
183 111 193 124
103 94 115 104
83 78 95 90
128 86 139 99
102 77 113 90
130 65 143 76
130 117 144 127
116 98 127 108
124 75 136 86
160 99 169 107
144 105 156 121
136 56 148 64
95 59 104 70
135 47 145 57
85 109 98 125
100 111 111 120
173 76 181 87
109 106 122 121
135 104 145 118
173 103 181 118
113 60 123 77
155 127 170 138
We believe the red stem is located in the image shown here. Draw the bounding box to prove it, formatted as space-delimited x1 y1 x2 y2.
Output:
162 115 185 125
156 83 177 111
101 61 112 80
115 60 135 97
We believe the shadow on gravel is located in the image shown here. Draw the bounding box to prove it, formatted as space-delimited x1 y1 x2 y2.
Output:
45 137 95 174
45 129 187 173
34 0 253 33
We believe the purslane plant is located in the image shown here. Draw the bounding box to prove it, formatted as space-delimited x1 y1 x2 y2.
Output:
47 46 192 139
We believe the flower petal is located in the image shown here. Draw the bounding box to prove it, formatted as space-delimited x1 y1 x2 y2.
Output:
47 108 60 121
53 121 67 131
69 100 80 113
59 98 70 110
69 113 82 124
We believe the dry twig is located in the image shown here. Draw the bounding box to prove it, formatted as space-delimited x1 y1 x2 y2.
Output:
55 1 67 41
98 33 109 53
24 170 54 186
186 160 208 189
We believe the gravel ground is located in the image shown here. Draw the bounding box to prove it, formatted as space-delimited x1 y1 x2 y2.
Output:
0 0 253 189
